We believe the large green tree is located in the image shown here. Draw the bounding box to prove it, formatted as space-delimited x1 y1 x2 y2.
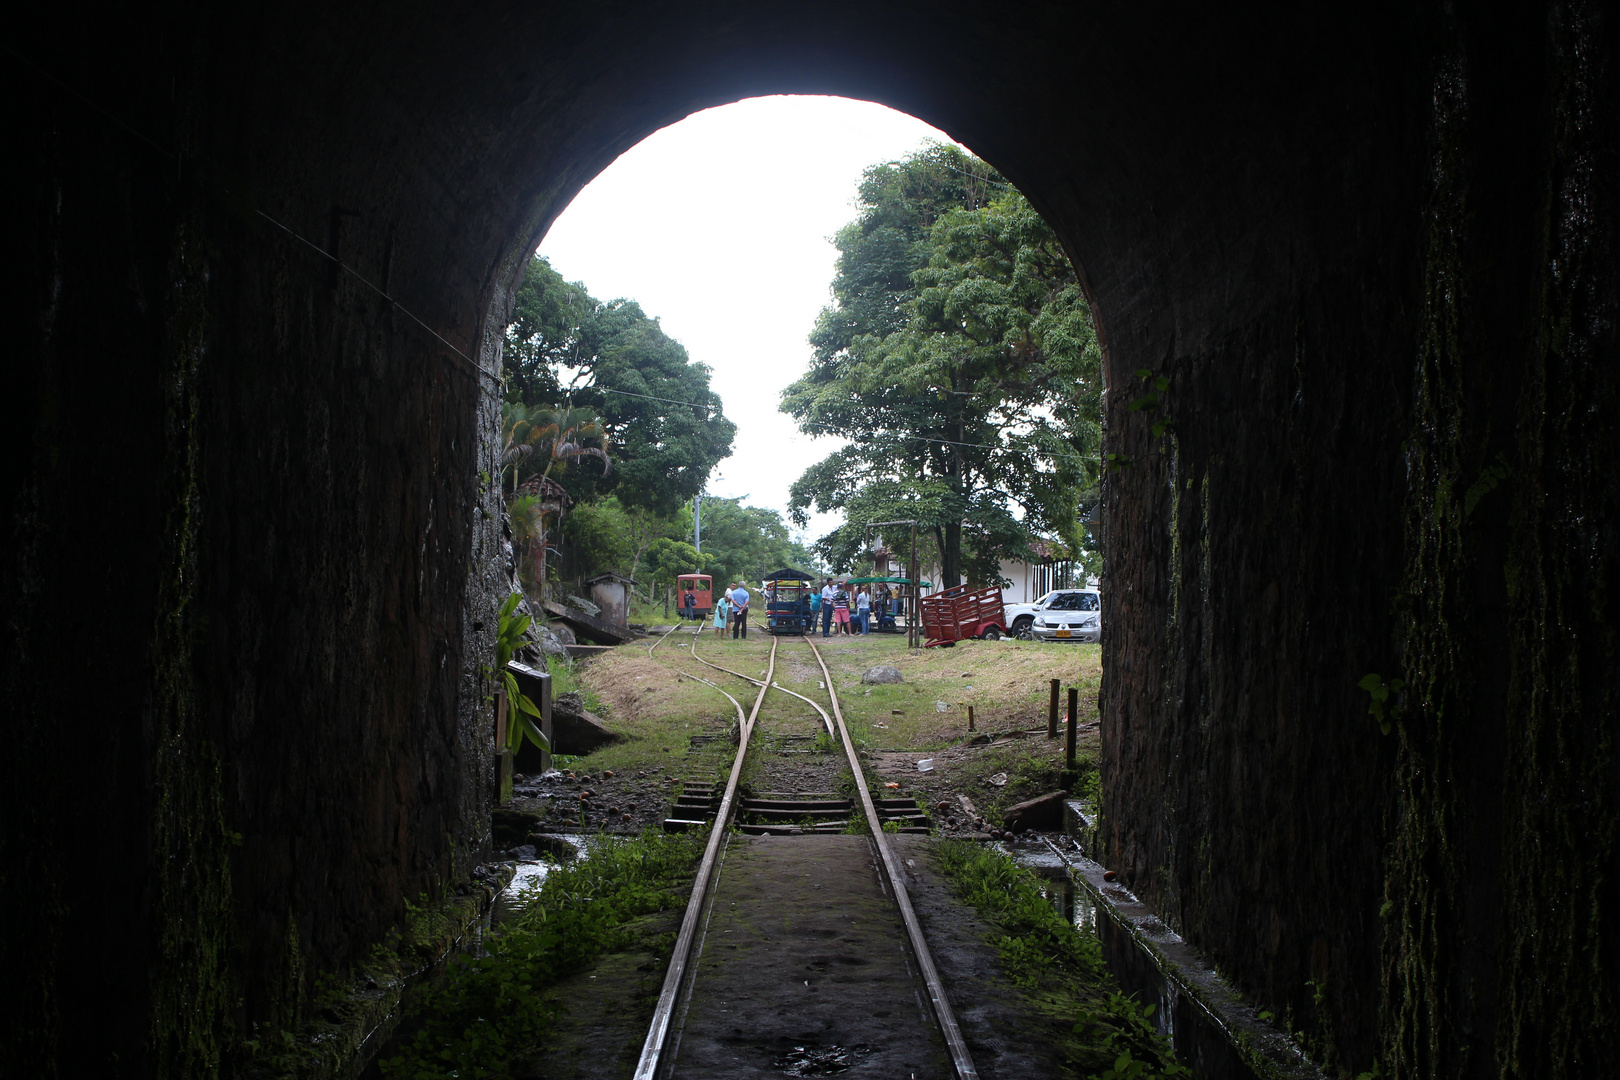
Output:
504 255 736 516
783 145 1101 587
694 498 821 589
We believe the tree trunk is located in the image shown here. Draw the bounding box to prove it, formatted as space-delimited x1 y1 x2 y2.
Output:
533 523 548 599
628 537 649 586
624 509 655 586
942 518 963 589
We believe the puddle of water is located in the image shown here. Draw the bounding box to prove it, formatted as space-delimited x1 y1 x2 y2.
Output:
493 835 591 924
1006 843 1098 935
1033 879 1098 934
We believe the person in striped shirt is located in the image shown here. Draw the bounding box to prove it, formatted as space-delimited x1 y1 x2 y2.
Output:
832 585 851 635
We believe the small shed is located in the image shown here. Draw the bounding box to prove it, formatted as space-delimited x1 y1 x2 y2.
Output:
586 572 637 628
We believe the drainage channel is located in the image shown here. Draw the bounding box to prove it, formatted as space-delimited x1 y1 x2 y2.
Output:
630 628 979 1080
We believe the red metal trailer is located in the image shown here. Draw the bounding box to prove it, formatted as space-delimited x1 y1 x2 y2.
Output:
918 584 1009 647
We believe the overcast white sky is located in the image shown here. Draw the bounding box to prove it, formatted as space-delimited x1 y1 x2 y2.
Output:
538 95 959 544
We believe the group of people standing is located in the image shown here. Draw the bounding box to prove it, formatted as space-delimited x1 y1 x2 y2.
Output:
679 579 901 640
812 579 878 637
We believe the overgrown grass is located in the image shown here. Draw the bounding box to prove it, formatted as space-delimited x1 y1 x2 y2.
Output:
930 840 1187 1079
801 634 1101 747
567 628 1101 810
381 830 704 1080
545 654 604 714
626 594 692 625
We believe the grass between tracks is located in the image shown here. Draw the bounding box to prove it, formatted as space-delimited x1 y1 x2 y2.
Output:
380 830 704 1080
573 630 1101 819
930 840 1188 1080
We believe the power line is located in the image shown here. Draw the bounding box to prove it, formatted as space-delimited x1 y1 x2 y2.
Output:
929 158 1015 190
868 432 1073 458
253 211 499 388
597 387 724 414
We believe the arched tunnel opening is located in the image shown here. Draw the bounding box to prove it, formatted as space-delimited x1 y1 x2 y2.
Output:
4 3 1616 1078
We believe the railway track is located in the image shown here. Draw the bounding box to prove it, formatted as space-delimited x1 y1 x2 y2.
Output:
632 627 979 1080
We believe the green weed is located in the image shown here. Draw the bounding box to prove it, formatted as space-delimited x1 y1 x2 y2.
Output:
546 654 604 715
381 830 703 1080
930 840 1187 1079
1356 673 1404 736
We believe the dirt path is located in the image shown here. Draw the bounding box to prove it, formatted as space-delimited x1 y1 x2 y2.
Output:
668 834 949 1080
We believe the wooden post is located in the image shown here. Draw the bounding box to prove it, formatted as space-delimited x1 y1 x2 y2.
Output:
967 705 975 732
494 688 513 804
1048 679 1060 738
1066 687 1079 768
538 671 553 775
909 520 920 652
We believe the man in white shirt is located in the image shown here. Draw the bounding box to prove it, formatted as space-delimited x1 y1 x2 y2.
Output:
730 583 751 639
820 580 835 638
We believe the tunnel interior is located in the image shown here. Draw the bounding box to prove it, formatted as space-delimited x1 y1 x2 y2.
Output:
5 2 1617 1078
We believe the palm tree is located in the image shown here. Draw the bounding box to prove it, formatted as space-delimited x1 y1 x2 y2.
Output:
502 403 612 596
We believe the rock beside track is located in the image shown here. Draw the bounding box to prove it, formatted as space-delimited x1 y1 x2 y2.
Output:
551 691 622 754
1002 789 1069 833
860 664 905 684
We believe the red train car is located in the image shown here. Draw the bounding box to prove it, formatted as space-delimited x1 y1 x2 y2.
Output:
676 573 713 618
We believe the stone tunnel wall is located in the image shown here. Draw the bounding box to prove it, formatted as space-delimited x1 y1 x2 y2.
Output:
1102 4 1619 1078
2 3 1616 1079
2 7 512 1074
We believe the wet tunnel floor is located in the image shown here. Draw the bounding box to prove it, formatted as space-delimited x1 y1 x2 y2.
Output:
512 833 1088 1079
668 834 948 1079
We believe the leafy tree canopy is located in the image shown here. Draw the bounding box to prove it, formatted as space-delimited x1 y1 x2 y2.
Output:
783 144 1102 587
557 495 820 597
504 256 735 516
692 497 822 589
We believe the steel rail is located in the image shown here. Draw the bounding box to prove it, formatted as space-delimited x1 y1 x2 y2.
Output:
681 634 836 739
803 637 981 1080
632 636 777 1080
645 621 682 658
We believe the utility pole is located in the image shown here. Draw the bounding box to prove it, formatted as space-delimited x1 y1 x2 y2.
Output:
693 494 703 553
866 519 923 651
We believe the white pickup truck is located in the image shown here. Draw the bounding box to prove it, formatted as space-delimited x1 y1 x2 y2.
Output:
1004 588 1102 643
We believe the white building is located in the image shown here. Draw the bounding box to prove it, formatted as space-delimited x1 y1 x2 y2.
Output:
869 538 1090 605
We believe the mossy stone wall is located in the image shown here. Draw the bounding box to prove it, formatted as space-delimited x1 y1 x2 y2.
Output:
1103 3 1619 1077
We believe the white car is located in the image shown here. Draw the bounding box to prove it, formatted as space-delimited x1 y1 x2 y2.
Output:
1006 589 1102 643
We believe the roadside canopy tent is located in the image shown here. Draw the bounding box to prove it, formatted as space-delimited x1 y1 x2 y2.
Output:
846 575 933 589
